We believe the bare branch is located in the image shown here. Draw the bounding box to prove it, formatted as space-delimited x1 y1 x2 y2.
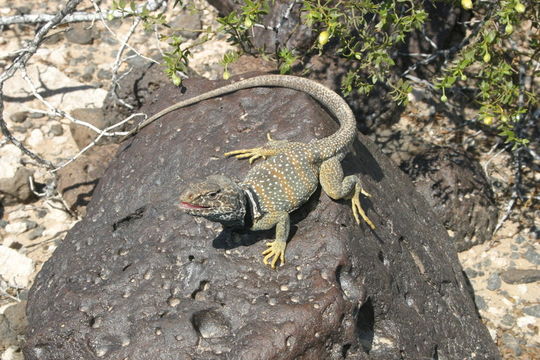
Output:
0 0 166 26
51 113 145 173
0 0 84 169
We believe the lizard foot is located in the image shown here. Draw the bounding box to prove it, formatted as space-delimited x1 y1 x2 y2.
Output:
224 147 271 164
262 240 286 269
352 183 376 230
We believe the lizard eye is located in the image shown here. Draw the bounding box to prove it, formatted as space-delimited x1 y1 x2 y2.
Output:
207 190 220 198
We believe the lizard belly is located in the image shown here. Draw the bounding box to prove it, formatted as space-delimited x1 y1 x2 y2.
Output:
242 152 319 214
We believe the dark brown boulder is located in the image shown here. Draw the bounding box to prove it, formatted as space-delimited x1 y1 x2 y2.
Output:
402 146 499 251
24 76 499 359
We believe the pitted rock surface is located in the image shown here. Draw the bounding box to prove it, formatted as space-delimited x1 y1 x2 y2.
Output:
402 146 498 251
24 76 499 359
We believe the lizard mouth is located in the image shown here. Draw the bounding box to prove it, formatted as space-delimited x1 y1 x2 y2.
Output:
179 201 210 210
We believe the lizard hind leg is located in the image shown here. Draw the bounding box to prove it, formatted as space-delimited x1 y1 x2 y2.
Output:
224 133 291 164
320 156 376 229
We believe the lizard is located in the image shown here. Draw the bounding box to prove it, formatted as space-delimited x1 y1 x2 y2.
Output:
121 75 376 268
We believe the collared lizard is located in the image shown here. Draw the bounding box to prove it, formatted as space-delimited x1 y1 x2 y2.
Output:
122 75 376 268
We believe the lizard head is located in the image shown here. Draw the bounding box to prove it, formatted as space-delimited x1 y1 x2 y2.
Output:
178 175 246 226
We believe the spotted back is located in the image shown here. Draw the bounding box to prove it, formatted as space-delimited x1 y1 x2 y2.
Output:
242 147 320 214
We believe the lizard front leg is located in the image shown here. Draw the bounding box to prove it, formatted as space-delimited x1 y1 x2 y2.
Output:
250 211 290 268
224 133 291 164
320 156 376 229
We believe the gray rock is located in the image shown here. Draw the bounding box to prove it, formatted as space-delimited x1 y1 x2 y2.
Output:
515 235 525 244
500 269 540 284
28 112 45 119
25 77 500 360
22 220 37 231
464 267 482 279
11 126 28 133
501 313 515 327
0 167 36 205
81 64 96 82
65 23 94 45
501 333 522 356
486 273 501 291
474 295 487 311
97 68 112 80
9 111 29 123
524 247 540 265
0 220 7 228
522 304 540 318
27 226 45 241
510 252 520 259
48 124 64 136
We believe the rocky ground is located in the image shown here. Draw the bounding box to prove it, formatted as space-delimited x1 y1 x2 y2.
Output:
0 1 538 359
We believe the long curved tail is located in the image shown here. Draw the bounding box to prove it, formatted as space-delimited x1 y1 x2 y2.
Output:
121 75 357 159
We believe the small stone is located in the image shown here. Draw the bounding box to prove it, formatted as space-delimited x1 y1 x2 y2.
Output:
27 129 44 147
501 269 540 284
65 23 94 45
28 112 45 119
49 124 64 136
0 220 7 228
501 333 522 356
510 252 520 259
522 304 540 318
523 247 540 265
11 126 27 134
486 273 501 291
510 244 518 251
515 235 525 244
97 69 112 80
501 313 515 327
81 64 96 82
0 246 34 288
464 268 481 279
9 111 29 123
5 222 30 235
27 226 45 240
35 209 47 218
481 258 492 268
474 295 487 310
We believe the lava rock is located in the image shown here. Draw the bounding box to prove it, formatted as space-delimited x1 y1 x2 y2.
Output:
402 147 499 251
56 144 119 217
25 76 499 359
169 10 203 40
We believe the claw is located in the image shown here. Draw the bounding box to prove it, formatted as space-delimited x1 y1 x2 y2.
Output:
352 184 376 229
262 240 286 269
224 148 267 164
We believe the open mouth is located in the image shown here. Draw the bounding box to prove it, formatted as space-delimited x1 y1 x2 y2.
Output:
179 202 210 210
